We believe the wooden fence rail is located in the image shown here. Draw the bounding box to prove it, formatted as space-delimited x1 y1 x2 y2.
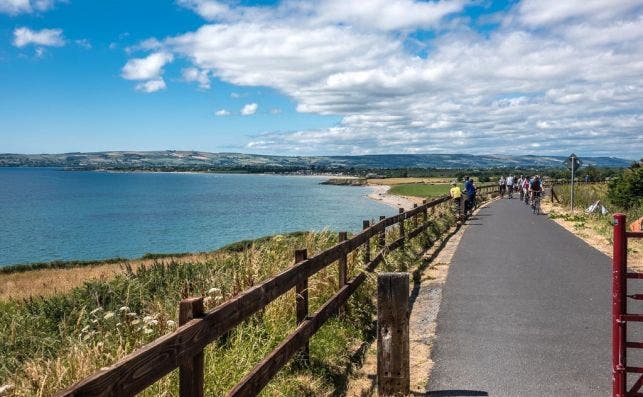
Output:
58 184 497 397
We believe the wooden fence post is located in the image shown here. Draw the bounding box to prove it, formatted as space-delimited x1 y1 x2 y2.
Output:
398 208 405 248
363 220 371 263
377 273 410 396
295 249 309 363
379 215 386 248
412 204 418 228
422 200 428 223
338 232 348 316
179 297 205 397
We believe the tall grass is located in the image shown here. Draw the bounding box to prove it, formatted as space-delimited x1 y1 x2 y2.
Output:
551 183 642 240
0 206 457 396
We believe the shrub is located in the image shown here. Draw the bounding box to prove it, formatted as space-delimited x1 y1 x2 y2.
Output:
607 165 642 210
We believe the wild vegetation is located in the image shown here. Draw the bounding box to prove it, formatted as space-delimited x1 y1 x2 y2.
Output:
548 163 642 249
0 207 457 396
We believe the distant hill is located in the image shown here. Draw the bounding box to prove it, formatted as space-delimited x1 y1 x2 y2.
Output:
0 151 633 170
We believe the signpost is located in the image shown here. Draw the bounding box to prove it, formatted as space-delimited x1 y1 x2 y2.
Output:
564 153 582 213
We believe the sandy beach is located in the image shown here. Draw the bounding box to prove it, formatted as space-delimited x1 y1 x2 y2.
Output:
367 184 424 210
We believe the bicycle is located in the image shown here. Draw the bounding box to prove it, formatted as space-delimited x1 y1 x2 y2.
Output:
531 191 542 214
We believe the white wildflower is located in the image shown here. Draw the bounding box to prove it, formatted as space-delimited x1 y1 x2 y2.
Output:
0 384 14 395
131 319 141 326
126 312 138 318
166 320 176 327
103 312 115 320
143 327 153 334
118 306 130 312
207 287 221 295
203 297 212 305
148 319 159 326
90 307 103 316
143 315 153 323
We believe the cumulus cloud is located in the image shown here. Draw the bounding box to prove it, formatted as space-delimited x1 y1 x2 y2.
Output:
0 0 62 15
123 0 643 156
214 109 230 116
135 79 167 93
241 103 258 116
122 52 173 93
121 52 173 80
13 27 64 47
182 67 210 89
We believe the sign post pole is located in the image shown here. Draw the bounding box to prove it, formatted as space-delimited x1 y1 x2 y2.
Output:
564 153 581 214
571 154 575 213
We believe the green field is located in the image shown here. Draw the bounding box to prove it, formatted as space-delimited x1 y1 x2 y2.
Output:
389 183 451 198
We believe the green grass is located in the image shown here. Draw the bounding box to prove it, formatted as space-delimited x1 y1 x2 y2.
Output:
389 183 450 198
0 207 460 396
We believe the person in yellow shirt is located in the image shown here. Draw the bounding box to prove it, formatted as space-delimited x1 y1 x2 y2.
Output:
449 181 462 215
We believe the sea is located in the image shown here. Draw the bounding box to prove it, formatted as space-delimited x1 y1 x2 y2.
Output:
0 168 396 267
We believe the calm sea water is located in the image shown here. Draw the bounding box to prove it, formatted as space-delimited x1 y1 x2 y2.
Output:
0 168 396 267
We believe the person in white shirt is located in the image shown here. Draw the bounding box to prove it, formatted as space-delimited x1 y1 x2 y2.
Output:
506 175 514 199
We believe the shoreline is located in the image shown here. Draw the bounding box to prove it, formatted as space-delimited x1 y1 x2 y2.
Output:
366 184 424 210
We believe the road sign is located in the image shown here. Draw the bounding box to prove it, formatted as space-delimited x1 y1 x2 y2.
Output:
564 153 582 172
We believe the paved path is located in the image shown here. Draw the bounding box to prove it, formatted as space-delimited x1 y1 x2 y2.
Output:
427 198 612 396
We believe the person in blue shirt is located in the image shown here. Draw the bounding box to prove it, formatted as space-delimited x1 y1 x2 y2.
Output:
464 176 475 214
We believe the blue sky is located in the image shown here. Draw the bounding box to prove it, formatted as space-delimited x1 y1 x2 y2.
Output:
0 0 641 157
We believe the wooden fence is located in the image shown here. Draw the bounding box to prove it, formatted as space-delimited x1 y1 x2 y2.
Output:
58 184 497 397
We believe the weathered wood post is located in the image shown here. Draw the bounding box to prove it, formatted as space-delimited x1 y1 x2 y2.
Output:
377 273 410 396
412 204 418 228
422 200 428 223
363 220 371 263
338 232 348 316
379 215 386 248
295 249 309 363
179 297 205 397
398 208 405 248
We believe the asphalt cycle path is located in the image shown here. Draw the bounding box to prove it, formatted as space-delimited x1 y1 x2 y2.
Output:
427 197 612 396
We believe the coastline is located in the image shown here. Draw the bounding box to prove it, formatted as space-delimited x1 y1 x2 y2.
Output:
366 184 424 210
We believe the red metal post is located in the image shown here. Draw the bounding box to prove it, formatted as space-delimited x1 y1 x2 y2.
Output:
613 213 627 397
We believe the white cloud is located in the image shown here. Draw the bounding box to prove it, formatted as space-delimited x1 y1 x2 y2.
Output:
13 27 64 48
135 79 167 93
240 103 258 116
182 67 210 89
75 39 92 49
214 109 230 116
121 52 173 80
0 0 61 15
121 0 643 156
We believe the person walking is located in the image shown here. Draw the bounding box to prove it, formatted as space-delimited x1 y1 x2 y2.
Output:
464 176 475 215
498 176 506 198
450 181 462 216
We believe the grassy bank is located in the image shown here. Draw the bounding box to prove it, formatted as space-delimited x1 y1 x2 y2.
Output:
389 183 451 198
547 183 641 267
0 209 457 396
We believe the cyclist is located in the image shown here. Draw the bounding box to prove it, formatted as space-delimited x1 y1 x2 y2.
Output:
518 175 525 201
506 175 514 199
529 175 543 214
522 176 530 205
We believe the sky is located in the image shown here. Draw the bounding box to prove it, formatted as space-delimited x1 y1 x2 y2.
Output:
0 0 641 158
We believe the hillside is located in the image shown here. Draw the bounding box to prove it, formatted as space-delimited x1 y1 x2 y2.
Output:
0 151 633 170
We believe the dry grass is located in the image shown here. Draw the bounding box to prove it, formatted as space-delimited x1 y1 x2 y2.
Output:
543 201 643 270
0 253 224 301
